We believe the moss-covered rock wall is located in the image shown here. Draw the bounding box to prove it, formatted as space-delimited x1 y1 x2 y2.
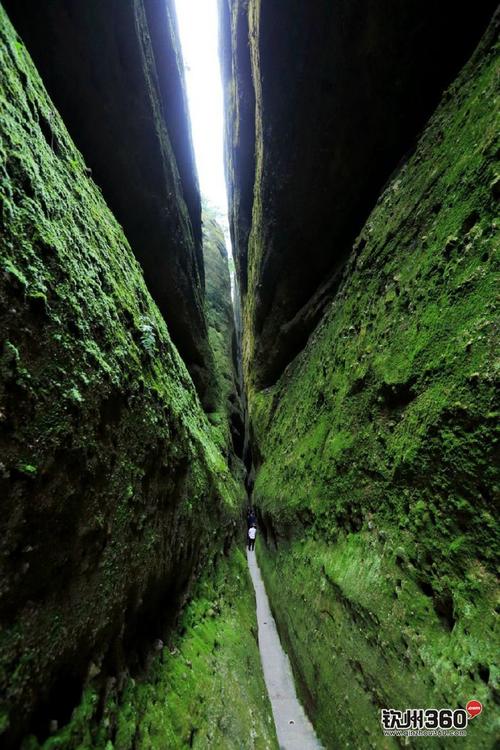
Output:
221 0 498 391
3 0 215 405
248 16 499 748
0 8 243 746
20 549 278 750
203 205 245 472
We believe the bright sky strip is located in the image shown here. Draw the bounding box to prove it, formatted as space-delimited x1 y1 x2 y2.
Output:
174 0 231 247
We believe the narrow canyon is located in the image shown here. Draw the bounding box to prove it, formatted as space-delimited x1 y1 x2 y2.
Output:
0 1 498 748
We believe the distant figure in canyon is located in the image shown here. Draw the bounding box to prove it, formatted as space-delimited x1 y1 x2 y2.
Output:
247 507 257 528
248 524 257 551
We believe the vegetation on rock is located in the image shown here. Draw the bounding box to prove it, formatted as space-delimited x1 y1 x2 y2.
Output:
203 203 245 470
0 9 245 746
1 0 499 747
20 549 277 750
249 16 499 748
3 0 215 404
221 0 498 391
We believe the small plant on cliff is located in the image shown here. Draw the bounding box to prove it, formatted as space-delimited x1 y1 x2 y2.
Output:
139 317 157 357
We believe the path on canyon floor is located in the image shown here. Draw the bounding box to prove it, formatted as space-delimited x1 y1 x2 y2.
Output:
246 549 323 750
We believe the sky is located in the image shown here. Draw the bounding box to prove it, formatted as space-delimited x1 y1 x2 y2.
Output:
174 0 230 237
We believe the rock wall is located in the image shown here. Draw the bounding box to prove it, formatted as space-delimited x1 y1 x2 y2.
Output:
0 9 242 746
18 549 278 750
203 205 246 471
221 0 498 390
250 17 499 748
219 0 255 297
4 0 214 404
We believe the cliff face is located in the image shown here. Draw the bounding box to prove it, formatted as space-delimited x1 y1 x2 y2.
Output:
222 6 499 741
219 0 255 297
0 9 242 745
3 0 214 405
15 550 278 750
244 16 499 748
221 0 498 391
203 205 246 470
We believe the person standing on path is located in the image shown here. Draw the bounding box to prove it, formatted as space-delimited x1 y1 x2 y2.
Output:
248 523 257 551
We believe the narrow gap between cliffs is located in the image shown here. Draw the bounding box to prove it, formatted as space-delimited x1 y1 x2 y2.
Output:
174 0 252 477
174 2 323 746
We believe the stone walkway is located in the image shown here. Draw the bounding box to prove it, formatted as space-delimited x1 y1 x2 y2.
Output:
246 549 323 750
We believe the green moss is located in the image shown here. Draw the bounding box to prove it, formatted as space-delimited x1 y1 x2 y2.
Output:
202 203 245 478
0 7 244 743
24 549 277 750
258 537 497 749
250 18 499 749
252 17 499 563
17 463 37 476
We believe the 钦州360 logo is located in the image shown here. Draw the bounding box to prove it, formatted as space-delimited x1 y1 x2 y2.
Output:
380 700 482 737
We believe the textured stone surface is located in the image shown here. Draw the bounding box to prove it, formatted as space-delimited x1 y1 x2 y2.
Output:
222 0 498 389
0 10 241 745
203 204 245 469
251 16 499 748
4 0 214 403
19 550 278 750
219 0 255 297
2 0 499 747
